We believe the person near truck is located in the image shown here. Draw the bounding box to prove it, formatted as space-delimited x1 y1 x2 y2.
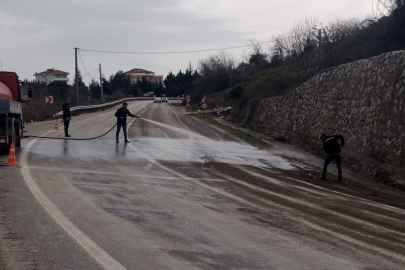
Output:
115 102 139 143
62 97 72 137
319 133 345 182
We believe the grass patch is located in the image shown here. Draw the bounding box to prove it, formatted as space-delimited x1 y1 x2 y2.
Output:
191 113 268 148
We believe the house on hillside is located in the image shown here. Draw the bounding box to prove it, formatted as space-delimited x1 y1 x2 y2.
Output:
124 68 163 84
34 68 69 85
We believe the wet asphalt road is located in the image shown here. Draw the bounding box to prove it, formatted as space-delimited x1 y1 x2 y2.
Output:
1 100 405 270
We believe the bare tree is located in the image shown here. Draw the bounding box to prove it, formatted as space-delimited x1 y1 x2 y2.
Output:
269 35 287 67
284 15 320 72
197 51 236 94
373 0 404 16
325 18 364 43
247 39 268 67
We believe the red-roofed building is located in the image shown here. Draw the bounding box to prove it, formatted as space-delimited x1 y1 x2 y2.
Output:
34 68 70 85
124 68 163 85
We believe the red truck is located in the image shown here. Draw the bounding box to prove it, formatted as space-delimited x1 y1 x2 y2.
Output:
0 72 31 154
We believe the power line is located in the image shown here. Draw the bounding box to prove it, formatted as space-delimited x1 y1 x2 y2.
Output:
78 33 313 56
82 68 100 78
79 40 276 55
78 50 96 79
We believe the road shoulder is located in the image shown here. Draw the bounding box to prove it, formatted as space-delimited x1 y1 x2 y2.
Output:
0 161 102 270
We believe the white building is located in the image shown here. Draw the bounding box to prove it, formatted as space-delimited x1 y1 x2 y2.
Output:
34 68 69 85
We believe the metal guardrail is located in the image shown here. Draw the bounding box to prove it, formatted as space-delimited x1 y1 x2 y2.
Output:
53 97 184 117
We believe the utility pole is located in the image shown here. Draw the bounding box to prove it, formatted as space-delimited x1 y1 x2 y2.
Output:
99 63 104 102
74 47 79 104
318 29 322 60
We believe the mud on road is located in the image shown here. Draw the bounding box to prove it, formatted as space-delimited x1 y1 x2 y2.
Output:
0 101 405 270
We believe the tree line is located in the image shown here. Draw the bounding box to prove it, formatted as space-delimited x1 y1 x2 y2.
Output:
188 0 405 104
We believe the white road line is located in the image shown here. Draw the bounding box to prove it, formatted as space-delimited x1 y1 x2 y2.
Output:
16 101 155 270
167 105 224 142
21 130 129 270
127 142 262 207
166 105 249 163
166 105 192 132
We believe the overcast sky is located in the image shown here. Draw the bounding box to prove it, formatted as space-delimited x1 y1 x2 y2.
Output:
0 0 374 85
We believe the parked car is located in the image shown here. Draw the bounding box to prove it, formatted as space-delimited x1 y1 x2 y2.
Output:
154 97 162 103
161 97 168 103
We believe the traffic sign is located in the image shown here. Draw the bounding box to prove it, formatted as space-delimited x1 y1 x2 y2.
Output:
186 95 191 102
201 102 208 109
45 96 53 104
201 95 207 103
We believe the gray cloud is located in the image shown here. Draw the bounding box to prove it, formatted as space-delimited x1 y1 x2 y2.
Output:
0 0 373 85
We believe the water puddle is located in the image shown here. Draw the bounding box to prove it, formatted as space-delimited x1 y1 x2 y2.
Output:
22 165 225 182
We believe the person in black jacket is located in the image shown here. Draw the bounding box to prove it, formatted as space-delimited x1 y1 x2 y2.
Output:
115 102 139 143
62 97 72 137
319 133 345 181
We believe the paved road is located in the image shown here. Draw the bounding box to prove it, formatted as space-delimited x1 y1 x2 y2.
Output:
1 101 405 269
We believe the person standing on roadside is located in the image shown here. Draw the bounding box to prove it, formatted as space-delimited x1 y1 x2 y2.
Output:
62 97 72 137
115 102 139 143
319 133 345 182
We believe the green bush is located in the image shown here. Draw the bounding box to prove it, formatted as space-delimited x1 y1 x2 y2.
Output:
229 85 244 99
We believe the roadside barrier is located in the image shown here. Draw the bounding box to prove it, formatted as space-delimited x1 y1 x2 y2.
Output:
52 97 184 118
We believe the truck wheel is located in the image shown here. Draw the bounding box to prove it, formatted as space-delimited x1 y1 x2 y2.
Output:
0 147 8 155
15 136 21 147
15 119 22 147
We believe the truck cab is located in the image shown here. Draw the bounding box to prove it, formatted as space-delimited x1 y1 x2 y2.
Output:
0 72 25 154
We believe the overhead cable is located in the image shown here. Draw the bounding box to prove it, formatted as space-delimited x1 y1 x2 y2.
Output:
78 50 96 79
78 33 316 55
82 68 100 78
78 40 278 55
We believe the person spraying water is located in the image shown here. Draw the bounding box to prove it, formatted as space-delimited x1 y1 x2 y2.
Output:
115 102 140 143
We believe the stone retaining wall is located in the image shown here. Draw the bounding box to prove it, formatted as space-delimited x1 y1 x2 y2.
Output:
231 51 405 184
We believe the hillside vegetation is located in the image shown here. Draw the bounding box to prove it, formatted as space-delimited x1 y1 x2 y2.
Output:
174 0 405 107
25 1 404 120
